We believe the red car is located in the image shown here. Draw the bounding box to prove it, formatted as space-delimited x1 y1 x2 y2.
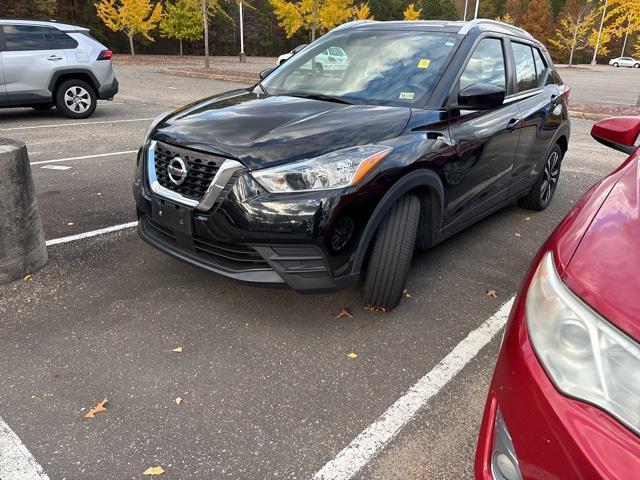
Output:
475 117 640 480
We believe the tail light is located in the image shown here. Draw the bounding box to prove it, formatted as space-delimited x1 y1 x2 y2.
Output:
97 50 113 60
561 84 571 104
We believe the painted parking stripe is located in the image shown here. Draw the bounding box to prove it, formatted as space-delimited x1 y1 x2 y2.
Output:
31 150 137 166
0 117 154 132
313 297 515 480
0 417 50 480
46 221 138 247
40 165 72 171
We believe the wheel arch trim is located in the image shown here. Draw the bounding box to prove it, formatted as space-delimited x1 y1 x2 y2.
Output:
48 68 101 94
352 169 444 274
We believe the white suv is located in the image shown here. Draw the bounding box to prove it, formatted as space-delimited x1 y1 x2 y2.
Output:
0 19 118 118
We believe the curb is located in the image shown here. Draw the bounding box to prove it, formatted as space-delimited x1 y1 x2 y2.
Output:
569 111 612 121
163 68 257 85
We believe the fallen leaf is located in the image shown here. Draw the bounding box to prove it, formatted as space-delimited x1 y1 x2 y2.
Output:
485 290 498 298
96 192 103 196
524 216 531 221
172 346 183 353
335 308 353 319
67 222 74 226
23 274 32 282
347 352 358 359
72 172 79 176
175 397 183 405
364 304 387 313
83 398 108 419
403 289 412 298
143 466 165 476
514 232 521 237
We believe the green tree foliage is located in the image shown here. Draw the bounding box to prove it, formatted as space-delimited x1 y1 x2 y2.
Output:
161 0 203 55
367 0 405 20
419 0 458 19
548 0 597 64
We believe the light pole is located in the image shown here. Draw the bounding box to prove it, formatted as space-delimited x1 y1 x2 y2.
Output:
621 16 631 56
463 0 468 21
474 0 480 20
591 0 608 65
239 0 246 62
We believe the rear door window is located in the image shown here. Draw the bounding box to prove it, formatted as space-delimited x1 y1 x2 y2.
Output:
48 28 78 49
511 42 538 92
459 38 506 91
3 25 54 51
533 48 547 85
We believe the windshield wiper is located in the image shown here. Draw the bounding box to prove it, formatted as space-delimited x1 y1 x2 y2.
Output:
282 92 356 105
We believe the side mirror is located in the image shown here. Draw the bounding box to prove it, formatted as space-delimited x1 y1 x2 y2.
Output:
456 83 506 110
591 117 640 154
259 67 275 80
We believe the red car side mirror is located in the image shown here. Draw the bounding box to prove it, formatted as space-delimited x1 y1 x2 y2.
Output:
591 116 640 154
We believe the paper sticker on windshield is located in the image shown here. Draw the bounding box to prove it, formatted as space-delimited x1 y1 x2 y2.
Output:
417 59 431 69
399 92 415 100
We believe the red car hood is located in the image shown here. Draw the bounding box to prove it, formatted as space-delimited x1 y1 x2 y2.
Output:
563 149 640 342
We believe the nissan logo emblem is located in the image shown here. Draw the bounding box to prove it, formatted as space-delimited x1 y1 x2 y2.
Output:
167 157 188 185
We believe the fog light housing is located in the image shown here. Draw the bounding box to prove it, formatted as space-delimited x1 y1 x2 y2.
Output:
491 411 522 480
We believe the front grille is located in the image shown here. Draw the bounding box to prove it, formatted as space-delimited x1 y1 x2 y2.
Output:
154 142 224 201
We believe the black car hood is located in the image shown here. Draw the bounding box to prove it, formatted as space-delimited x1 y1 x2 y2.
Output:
153 90 412 170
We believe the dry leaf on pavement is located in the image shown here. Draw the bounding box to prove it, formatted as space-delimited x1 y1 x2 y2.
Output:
23 274 32 282
175 397 183 405
67 222 74 226
485 290 498 298
364 304 387 313
347 352 358 359
514 232 521 237
172 346 183 353
143 466 165 476
335 309 353 319
83 399 108 419
403 289 412 298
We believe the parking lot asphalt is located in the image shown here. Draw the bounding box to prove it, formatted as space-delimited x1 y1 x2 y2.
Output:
0 63 629 479
557 64 640 106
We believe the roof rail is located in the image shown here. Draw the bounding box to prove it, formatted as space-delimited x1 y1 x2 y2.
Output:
332 20 378 32
458 18 533 39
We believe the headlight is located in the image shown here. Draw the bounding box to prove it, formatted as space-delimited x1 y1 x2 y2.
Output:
144 110 172 143
526 252 640 435
251 145 392 193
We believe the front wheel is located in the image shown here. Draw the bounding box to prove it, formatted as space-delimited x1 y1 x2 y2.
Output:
613 62 619 67
518 144 563 211
55 79 97 119
634 63 640 68
361 194 421 311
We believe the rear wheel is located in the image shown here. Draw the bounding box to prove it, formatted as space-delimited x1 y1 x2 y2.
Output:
518 144 562 211
613 62 619 67
361 194 421 311
634 63 640 68
55 79 96 119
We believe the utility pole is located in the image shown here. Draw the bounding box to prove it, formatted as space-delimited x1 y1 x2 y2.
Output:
591 0 608 65
201 0 209 68
621 16 631 56
474 0 480 20
463 0 468 21
239 0 246 62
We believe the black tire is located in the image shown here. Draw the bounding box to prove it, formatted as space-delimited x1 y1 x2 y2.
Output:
361 194 421 310
634 63 640 68
518 144 563 211
613 62 619 67
55 79 97 119
32 104 53 111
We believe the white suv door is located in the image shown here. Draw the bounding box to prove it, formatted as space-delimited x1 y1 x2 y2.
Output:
1 24 68 105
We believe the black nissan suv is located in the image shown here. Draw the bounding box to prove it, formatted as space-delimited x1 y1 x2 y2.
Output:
133 19 570 310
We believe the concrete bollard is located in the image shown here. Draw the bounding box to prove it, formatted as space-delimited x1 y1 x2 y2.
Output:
0 138 47 285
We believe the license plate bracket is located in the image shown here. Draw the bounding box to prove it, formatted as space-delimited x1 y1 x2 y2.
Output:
151 199 193 236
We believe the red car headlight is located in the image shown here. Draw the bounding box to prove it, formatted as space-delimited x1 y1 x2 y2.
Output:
526 252 640 435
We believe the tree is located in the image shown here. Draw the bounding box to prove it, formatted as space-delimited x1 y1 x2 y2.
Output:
96 0 163 56
548 0 598 65
368 0 404 19
505 0 528 25
420 0 458 19
352 2 374 19
495 12 515 23
161 0 203 55
522 0 553 41
269 0 355 40
403 3 422 19
199 0 232 68
600 0 640 56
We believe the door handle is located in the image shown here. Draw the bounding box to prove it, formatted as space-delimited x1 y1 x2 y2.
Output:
47 55 63 61
506 118 519 132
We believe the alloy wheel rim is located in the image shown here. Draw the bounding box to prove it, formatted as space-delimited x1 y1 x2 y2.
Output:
540 151 560 204
64 86 91 113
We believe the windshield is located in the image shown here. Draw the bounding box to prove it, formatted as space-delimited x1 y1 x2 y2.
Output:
261 30 460 107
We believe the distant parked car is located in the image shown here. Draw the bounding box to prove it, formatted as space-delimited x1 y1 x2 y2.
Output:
277 44 307 65
475 117 640 479
0 19 118 118
300 46 349 75
609 56 640 68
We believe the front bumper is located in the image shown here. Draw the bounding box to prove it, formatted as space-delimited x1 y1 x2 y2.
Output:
133 145 370 292
475 293 640 479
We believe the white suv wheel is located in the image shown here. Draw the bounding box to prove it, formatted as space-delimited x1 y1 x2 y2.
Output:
64 86 91 114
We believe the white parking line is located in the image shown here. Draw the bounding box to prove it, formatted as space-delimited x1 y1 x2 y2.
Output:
0 117 154 132
0 417 50 480
31 150 137 166
313 297 515 480
46 221 138 247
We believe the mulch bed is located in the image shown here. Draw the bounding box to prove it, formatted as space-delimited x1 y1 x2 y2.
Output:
163 67 258 84
571 103 640 118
